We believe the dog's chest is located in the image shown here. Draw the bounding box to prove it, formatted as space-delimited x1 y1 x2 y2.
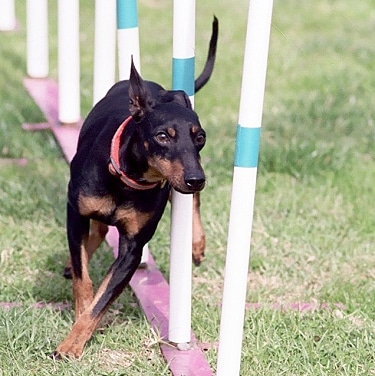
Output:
77 190 167 234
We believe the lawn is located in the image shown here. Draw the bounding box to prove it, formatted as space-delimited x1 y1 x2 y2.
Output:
1 0 375 375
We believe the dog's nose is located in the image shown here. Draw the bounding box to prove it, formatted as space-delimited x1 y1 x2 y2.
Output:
185 177 205 191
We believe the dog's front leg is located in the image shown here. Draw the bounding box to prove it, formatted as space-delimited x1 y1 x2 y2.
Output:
53 235 143 359
192 192 205 265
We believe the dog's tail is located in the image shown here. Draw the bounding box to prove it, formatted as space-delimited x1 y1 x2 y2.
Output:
194 16 219 93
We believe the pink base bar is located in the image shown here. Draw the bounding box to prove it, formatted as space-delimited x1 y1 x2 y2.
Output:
23 77 81 162
22 77 213 375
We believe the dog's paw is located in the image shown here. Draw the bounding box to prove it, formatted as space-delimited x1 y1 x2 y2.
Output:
50 351 65 361
192 235 206 266
52 344 83 360
63 266 72 279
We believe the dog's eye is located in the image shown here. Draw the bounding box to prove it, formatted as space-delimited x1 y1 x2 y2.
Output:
154 132 170 144
195 134 206 146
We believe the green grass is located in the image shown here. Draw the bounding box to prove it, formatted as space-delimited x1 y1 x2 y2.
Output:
1 0 375 374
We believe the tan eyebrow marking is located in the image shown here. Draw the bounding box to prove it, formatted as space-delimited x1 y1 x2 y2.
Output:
167 127 176 137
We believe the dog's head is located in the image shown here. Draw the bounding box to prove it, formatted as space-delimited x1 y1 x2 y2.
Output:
126 62 206 194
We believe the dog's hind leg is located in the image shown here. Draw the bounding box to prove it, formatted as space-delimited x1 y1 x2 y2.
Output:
63 220 108 279
192 192 205 266
65 202 96 321
85 220 109 257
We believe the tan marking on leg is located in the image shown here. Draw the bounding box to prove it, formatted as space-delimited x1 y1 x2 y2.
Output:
86 220 108 258
73 238 94 321
192 192 205 266
64 220 108 277
92 269 113 303
55 271 114 359
54 310 103 359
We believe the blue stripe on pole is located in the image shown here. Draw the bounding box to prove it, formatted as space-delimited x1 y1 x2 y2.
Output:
117 0 138 29
172 57 195 96
234 126 261 168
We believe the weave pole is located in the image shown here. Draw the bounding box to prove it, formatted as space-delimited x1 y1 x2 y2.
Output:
117 0 141 80
93 0 116 105
26 0 48 78
168 0 195 347
114 0 149 264
0 0 16 31
57 0 80 124
216 1 274 375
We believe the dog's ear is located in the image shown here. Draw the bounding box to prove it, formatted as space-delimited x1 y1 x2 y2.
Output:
158 90 193 110
129 59 155 121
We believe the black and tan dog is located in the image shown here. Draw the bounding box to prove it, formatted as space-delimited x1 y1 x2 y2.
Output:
53 18 218 359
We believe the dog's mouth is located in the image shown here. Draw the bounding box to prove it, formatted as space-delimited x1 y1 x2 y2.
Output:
142 170 205 193
147 157 205 193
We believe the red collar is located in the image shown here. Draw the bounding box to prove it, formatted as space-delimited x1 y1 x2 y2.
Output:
108 116 160 190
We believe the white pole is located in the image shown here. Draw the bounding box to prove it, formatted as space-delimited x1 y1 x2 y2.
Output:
116 0 149 264
169 0 195 346
57 0 80 124
26 0 49 78
0 0 16 31
216 0 274 375
93 0 116 105
117 0 141 80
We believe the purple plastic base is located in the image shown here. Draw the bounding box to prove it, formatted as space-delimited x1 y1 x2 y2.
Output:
22 77 213 375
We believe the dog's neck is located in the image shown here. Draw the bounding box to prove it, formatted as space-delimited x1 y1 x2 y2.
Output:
108 116 161 190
